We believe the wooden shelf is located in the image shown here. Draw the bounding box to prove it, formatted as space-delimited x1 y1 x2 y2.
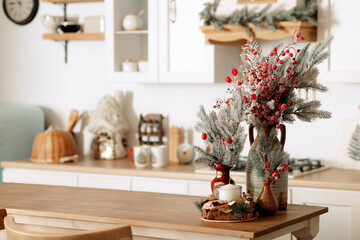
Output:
200 21 317 45
42 0 103 3
115 30 148 35
43 33 105 41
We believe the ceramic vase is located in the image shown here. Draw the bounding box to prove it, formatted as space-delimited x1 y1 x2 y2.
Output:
257 182 279 216
211 164 235 195
246 124 288 210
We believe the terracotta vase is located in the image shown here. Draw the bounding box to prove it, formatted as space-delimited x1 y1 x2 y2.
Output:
211 164 235 194
257 182 279 216
246 124 288 210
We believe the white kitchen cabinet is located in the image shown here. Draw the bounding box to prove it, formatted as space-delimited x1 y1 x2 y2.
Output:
106 0 241 83
158 0 241 83
2 168 77 187
131 176 188 195
292 187 360 240
78 173 131 190
317 0 360 83
105 0 158 83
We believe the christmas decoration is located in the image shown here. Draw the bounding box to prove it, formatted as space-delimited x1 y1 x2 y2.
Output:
348 124 360 161
193 103 246 167
200 0 317 38
195 194 257 221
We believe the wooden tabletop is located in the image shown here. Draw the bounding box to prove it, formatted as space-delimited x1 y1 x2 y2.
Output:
2 157 360 191
0 183 327 239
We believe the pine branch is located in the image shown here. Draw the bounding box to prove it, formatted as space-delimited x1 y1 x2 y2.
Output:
348 124 360 161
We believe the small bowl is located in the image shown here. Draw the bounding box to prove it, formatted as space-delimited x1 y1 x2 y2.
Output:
59 22 81 33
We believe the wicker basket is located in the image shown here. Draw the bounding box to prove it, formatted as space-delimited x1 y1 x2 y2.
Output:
30 126 78 163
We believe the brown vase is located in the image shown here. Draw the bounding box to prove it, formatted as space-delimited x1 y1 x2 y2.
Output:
246 124 288 210
211 164 235 194
257 182 279 216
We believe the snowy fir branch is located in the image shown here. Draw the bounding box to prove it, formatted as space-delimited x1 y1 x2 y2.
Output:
193 104 246 167
200 0 318 37
348 124 360 161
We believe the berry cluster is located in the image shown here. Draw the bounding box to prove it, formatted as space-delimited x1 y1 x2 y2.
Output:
264 161 291 184
224 32 305 128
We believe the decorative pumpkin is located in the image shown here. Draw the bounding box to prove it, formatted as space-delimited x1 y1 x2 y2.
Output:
30 126 79 163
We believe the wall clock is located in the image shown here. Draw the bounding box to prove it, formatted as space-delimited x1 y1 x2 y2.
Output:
3 0 39 25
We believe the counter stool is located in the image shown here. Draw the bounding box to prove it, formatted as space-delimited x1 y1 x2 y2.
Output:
4 216 133 240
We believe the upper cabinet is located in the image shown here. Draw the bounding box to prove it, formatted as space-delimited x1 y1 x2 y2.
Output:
317 0 360 83
106 0 240 84
105 0 158 83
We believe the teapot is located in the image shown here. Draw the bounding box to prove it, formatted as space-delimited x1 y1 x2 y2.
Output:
122 11 143 31
40 15 62 34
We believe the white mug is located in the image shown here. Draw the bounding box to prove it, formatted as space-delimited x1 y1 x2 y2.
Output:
128 145 150 168
150 145 168 168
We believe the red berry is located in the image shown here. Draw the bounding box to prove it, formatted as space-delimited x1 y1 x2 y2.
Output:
275 57 279 62
266 178 271 182
251 94 257 100
276 124 280 129
279 60 284 64
297 49 300 53
281 52 285 56
253 51 257 55
201 133 207 140
266 162 270 166
232 68 238 76
227 138 233 144
225 76 232 83
271 181 275 184
289 101 292 105
300 37 305 41
237 81 242 86
269 52 274 57
284 164 288 168
281 104 287 110
285 49 289 53
287 166 291 170
296 32 301 38
271 169 275 173
289 53 293 57
292 61 297 65
272 65 277 70
273 47 277 52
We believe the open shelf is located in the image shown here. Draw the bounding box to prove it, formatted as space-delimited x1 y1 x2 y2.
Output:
42 0 103 3
115 30 148 35
43 33 105 41
200 21 317 45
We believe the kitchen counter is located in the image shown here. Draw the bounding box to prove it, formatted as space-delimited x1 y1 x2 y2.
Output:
0 182 327 240
2 156 360 191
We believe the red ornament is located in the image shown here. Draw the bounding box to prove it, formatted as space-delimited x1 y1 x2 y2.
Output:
201 133 207 140
251 94 257 100
227 138 233 144
232 68 238 76
225 76 232 83
276 124 280 129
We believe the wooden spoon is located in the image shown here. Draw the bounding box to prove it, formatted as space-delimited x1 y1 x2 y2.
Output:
67 109 80 132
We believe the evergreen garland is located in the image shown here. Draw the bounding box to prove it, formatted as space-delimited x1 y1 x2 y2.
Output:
194 104 246 167
230 201 249 218
195 200 205 213
200 0 318 38
348 124 360 161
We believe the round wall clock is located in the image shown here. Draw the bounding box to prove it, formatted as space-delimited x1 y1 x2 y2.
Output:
3 0 39 25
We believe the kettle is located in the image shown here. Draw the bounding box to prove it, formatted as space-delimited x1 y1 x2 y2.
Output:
122 11 143 31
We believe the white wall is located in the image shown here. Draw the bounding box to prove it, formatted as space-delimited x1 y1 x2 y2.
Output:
1 1 360 165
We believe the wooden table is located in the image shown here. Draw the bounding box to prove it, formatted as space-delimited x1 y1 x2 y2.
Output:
0 183 327 240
